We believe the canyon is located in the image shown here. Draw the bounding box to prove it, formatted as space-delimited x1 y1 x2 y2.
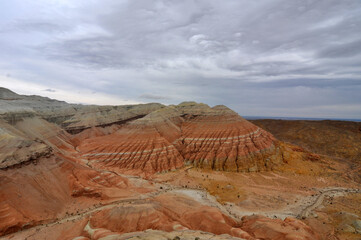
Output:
0 87 360 240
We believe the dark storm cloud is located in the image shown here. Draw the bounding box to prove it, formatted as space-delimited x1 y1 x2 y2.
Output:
0 0 360 118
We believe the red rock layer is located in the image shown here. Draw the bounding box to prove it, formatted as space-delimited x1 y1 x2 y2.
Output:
71 125 123 147
78 126 184 176
0 155 148 236
240 215 320 240
83 193 253 240
176 115 280 172
69 193 321 240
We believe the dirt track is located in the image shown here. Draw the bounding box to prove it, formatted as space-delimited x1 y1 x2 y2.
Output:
298 187 361 219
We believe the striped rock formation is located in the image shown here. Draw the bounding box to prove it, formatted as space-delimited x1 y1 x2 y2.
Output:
66 192 320 240
176 114 279 172
0 154 147 236
78 126 184 176
1 87 282 174
78 102 283 175
75 192 253 240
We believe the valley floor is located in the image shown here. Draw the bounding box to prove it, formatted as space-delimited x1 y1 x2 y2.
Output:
2 161 361 240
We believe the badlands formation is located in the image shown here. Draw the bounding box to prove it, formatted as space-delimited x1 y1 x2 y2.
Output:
0 87 360 240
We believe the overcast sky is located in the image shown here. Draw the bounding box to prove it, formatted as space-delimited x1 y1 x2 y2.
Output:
0 0 360 118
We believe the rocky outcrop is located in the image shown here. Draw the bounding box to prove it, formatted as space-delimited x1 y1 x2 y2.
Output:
61 103 164 134
66 192 321 240
80 193 253 239
0 155 153 236
0 119 52 168
175 112 280 172
0 87 72 125
0 114 82 168
0 89 285 174
0 87 165 133
78 126 184 176
0 87 22 100
92 229 245 240
0 88 164 168
1 88 280 174
240 215 320 240
78 102 283 175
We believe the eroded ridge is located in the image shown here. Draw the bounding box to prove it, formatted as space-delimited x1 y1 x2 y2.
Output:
78 102 283 175
79 127 184 176
175 115 280 172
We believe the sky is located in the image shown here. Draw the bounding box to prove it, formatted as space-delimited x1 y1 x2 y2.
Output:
0 0 360 118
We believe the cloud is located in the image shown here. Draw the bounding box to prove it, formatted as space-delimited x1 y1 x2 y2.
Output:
318 39 361 59
0 0 360 118
1 20 66 34
43 88 56 92
139 93 170 100
0 75 141 105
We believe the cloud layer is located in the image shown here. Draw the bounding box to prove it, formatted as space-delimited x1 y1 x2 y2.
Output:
0 0 360 118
